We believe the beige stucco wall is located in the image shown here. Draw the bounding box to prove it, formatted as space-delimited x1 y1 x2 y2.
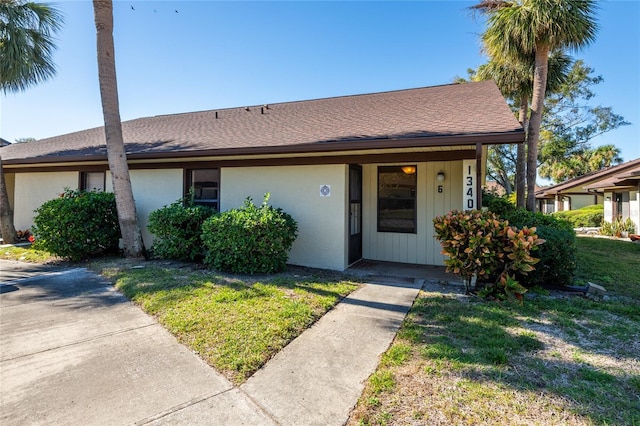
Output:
362 161 463 266
630 189 639 233
603 192 613 222
106 169 183 248
13 171 79 231
221 165 348 271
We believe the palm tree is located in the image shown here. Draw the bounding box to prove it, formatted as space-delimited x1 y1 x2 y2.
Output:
474 0 598 211
0 0 62 243
93 0 144 257
473 50 571 207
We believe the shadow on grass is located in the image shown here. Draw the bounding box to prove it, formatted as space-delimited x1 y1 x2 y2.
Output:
400 294 640 424
111 265 355 302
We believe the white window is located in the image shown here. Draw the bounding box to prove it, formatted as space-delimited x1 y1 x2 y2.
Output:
81 171 105 191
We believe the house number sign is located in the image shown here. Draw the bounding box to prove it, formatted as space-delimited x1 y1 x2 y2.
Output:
463 159 476 210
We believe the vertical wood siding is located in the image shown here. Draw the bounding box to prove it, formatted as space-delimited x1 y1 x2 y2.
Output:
363 161 463 266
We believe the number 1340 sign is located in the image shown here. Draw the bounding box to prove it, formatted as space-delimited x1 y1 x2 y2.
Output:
463 160 476 210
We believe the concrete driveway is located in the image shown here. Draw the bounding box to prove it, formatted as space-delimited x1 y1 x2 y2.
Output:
1 259 427 425
0 260 272 425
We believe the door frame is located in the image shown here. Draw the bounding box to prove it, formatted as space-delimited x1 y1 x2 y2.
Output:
348 164 363 265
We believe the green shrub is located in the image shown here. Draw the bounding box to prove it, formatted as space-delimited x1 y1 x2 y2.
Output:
482 190 516 217
497 208 576 287
201 194 298 274
32 189 120 261
433 209 543 300
553 204 604 227
147 198 216 261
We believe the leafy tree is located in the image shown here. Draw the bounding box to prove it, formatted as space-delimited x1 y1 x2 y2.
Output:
93 0 144 257
473 0 598 211
464 57 627 188
538 60 628 182
539 143 622 182
0 0 62 243
464 51 571 203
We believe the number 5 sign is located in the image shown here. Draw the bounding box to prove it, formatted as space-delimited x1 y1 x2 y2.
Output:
463 160 476 210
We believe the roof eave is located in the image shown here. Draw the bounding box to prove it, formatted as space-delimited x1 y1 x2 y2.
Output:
2 130 524 166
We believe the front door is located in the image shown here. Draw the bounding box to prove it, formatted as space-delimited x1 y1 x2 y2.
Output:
348 165 363 264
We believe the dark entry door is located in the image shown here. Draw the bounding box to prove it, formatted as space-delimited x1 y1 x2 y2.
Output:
349 165 363 264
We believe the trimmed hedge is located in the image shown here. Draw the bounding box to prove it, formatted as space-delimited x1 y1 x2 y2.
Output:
484 193 577 287
147 199 216 261
32 189 120 261
552 204 603 228
201 195 298 274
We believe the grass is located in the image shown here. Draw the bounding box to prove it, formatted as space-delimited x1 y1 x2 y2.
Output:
91 260 358 384
0 244 60 263
574 236 640 295
349 237 640 426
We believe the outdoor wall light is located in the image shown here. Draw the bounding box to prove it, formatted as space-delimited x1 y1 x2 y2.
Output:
402 166 417 175
436 171 446 182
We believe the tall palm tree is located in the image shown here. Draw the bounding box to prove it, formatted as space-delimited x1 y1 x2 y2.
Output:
475 0 598 211
0 0 62 243
93 0 144 257
473 50 571 207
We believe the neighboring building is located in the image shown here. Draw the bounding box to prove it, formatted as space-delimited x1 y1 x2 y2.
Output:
583 160 640 233
535 171 607 214
0 138 11 147
535 158 640 232
1 81 524 270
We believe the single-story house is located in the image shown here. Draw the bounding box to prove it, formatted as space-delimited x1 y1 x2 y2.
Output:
583 159 640 232
1 81 524 270
536 172 607 214
535 158 640 232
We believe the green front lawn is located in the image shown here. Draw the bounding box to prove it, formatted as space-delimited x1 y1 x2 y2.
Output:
93 261 358 384
0 245 59 263
349 238 640 425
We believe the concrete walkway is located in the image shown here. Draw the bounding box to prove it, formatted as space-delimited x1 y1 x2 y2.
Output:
0 260 425 425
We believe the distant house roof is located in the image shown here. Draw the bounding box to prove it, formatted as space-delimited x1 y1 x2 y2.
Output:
0 138 10 147
483 180 506 195
1 81 523 165
536 157 640 198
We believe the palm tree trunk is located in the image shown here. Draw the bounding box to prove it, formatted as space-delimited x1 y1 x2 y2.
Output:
0 154 17 244
93 0 144 257
516 95 528 208
526 44 550 211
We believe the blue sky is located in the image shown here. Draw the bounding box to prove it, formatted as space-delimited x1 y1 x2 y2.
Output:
1 0 638 167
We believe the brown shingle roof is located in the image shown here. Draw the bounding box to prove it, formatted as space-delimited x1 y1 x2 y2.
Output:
583 163 640 190
536 158 640 197
1 81 523 164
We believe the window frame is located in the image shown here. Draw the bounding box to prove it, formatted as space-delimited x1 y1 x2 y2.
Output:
80 171 106 192
377 165 417 234
186 168 220 211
